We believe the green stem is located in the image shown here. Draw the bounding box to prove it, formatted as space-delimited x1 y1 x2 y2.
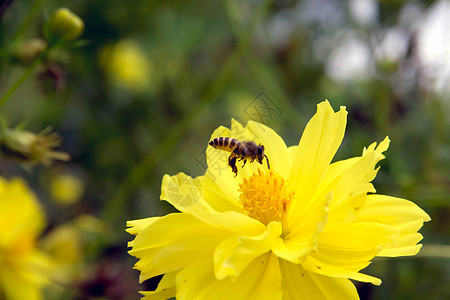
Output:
0 56 42 109
0 0 50 109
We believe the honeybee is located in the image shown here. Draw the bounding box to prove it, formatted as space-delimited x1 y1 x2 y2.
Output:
209 137 270 176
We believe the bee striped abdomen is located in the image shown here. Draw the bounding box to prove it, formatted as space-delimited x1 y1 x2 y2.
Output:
208 137 269 176
209 137 239 151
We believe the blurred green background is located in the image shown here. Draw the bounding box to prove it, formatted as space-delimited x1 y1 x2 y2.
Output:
1 0 449 299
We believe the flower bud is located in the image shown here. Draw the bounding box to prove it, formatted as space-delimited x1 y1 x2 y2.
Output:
100 39 153 92
50 173 84 205
0 127 70 166
46 8 84 43
12 38 47 64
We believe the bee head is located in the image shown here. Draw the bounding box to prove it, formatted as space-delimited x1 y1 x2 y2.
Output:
256 145 265 164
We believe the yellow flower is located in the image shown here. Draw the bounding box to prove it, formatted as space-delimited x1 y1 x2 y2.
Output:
0 178 53 300
49 173 84 204
127 100 430 299
100 39 153 92
40 214 106 285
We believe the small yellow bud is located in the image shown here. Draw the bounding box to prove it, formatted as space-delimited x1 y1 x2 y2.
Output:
12 38 47 64
0 127 70 166
47 7 84 43
50 173 84 204
100 39 153 92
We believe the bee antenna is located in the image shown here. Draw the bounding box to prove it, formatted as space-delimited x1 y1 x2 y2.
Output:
264 154 270 169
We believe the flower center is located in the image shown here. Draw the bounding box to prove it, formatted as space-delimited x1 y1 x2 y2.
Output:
239 169 294 226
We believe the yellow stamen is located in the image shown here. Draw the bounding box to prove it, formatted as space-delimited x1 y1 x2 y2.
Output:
239 169 294 226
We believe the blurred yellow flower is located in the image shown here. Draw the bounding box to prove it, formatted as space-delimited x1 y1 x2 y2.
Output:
127 100 430 299
0 178 53 300
50 173 84 204
41 214 107 284
100 39 152 92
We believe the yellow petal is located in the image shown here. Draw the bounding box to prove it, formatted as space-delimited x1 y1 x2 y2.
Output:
126 217 161 235
364 136 390 154
214 222 282 280
176 253 282 300
285 190 332 242
160 172 265 235
0 267 42 300
301 255 382 286
287 145 298 164
197 174 244 213
272 238 314 264
319 222 398 250
288 100 347 226
277 192 332 263
357 194 431 225
311 137 390 225
141 271 177 300
356 194 430 257
246 121 290 178
311 221 396 280
377 244 422 257
247 253 282 300
313 245 376 270
0 249 52 300
0 178 45 248
128 213 230 282
318 157 360 186
160 172 204 209
279 259 359 300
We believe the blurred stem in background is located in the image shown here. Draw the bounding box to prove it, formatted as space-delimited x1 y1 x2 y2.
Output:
419 244 450 259
0 52 44 109
0 0 48 109
9 0 47 43
102 0 275 223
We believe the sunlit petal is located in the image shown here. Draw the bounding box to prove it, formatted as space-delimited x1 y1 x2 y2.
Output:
176 253 282 300
246 121 290 178
160 173 265 235
280 259 359 300
129 213 231 282
141 271 177 300
302 255 382 285
288 101 347 227
214 222 282 280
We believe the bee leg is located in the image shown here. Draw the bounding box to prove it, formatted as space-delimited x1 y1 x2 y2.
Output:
264 155 270 169
242 159 247 167
229 155 238 176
